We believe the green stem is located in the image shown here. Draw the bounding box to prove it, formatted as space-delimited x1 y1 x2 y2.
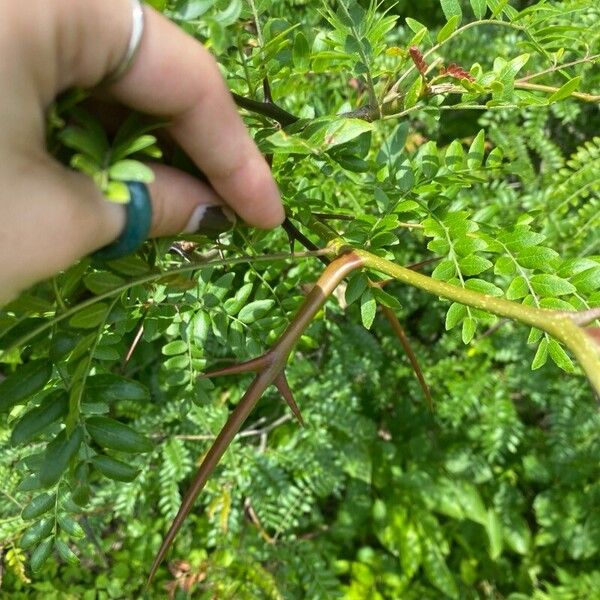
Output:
515 81 600 103
0 251 327 355
518 53 600 83
322 243 600 393
304 224 598 392
337 1 379 114
247 0 264 46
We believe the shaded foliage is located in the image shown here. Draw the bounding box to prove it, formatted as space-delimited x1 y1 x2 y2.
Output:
1 0 599 598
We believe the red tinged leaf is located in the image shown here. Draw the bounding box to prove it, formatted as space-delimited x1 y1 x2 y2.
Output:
440 63 475 82
409 45 428 75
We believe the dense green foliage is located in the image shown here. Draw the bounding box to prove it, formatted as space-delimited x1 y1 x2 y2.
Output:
1 0 599 597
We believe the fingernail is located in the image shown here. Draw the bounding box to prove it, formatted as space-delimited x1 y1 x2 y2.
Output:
183 205 236 235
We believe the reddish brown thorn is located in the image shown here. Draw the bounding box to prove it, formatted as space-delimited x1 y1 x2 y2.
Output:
200 355 270 379
381 306 434 412
274 373 305 427
147 254 365 586
147 372 272 587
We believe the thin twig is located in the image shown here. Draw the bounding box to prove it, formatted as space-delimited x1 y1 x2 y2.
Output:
515 81 600 103
244 498 275 544
0 250 329 355
232 93 298 127
518 54 600 82
477 318 509 341
173 414 294 441
336 1 380 114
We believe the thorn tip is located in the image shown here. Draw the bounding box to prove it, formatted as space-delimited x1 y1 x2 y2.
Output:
274 373 305 426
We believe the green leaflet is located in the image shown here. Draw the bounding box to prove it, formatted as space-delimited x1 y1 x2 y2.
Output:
30 539 54 572
548 77 582 103
360 290 377 330
39 427 84 487
108 160 155 183
86 416 152 453
57 514 85 539
84 375 149 404
440 0 462 21
20 519 54 550
437 15 460 43
10 390 68 446
0 361 52 413
54 539 79 565
92 454 139 482
469 0 487 19
22 493 56 520
68 303 109 329
345 273 368 306
238 300 275 324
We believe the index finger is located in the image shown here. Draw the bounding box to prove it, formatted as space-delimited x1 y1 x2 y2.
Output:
54 1 285 228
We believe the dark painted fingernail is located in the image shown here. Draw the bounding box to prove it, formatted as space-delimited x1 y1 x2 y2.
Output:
184 205 236 235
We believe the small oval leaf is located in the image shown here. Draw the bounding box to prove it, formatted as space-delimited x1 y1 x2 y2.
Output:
39 427 84 487
92 454 140 482
20 519 54 550
22 493 56 520
11 390 68 446
86 416 152 453
30 538 54 572
0 361 53 414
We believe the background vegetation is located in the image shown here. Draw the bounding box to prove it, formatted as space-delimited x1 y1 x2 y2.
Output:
1 0 599 598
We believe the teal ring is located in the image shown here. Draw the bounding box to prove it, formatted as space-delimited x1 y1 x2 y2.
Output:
92 181 153 261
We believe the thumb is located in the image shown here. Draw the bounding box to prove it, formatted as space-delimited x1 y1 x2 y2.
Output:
0 156 226 304
0 154 124 304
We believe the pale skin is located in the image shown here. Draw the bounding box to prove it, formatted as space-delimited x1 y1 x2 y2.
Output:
0 0 284 305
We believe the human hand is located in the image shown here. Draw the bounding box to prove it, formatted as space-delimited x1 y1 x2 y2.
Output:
0 0 284 304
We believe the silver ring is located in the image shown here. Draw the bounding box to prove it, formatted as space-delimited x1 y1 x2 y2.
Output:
102 0 145 85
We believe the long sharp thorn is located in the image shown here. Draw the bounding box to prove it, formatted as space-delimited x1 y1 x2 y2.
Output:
200 355 269 379
147 372 272 587
571 307 600 326
147 254 365 585
274 373 305 427
382 307 434 412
